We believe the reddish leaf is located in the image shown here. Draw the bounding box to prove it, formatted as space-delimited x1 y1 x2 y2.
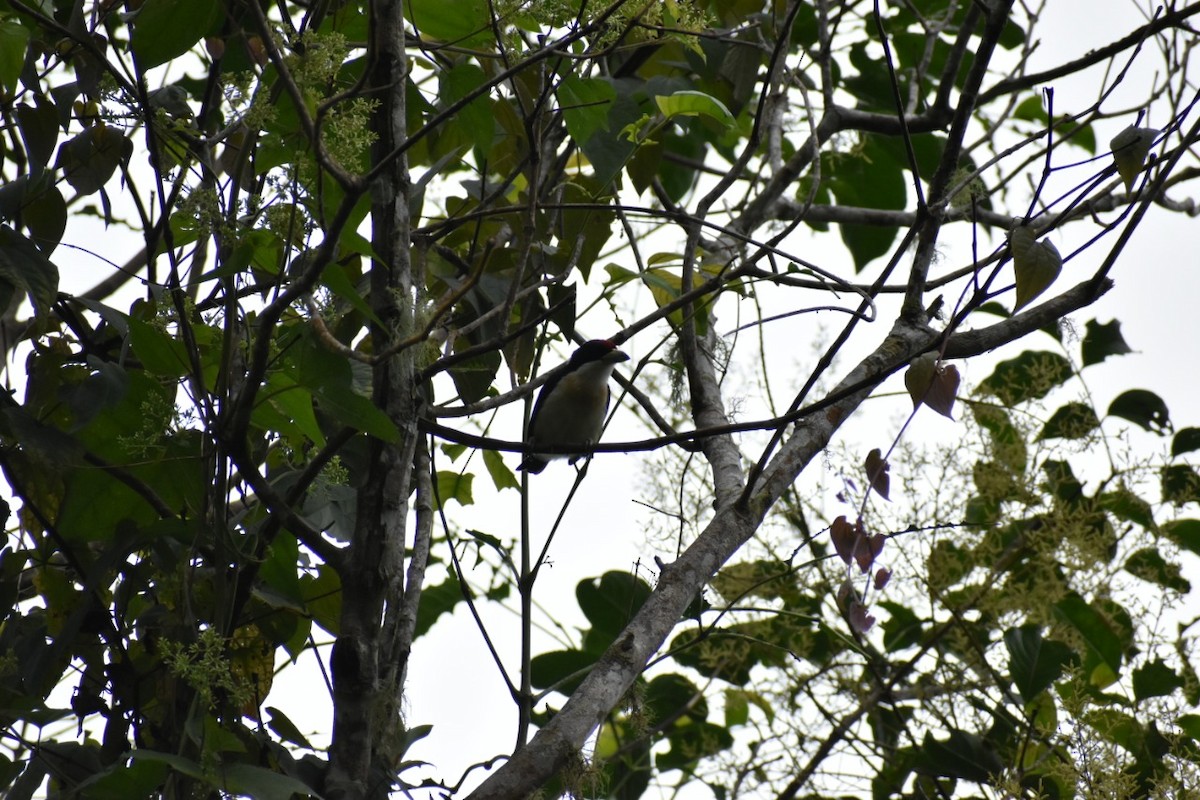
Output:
830 516 858 566
864 448 890 500
854 532 886 574
925 364 960 419
848 600 876 633
874 567 892 591
904 353 936 408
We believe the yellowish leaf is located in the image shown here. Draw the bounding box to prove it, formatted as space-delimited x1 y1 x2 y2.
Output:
1010 223 1062 311
1110 125 1158 192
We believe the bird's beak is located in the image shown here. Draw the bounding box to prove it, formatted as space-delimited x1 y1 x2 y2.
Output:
604 349 630 364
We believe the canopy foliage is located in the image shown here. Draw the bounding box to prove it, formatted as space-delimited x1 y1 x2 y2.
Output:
1 0 1199 798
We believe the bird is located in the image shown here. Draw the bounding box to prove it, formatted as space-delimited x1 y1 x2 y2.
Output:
519 339 630 474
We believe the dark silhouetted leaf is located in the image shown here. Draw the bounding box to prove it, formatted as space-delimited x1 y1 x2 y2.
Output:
1098 488 1155 530
1108 389 1170 434
1163 519 1200 556
1123 548 1189 593
17 99 59 170
1161 465 1200 506
1038 401 1100 441
657 721 734 772
0 225 59 324
1133 660 1186 701
1172 427 1200 457
864 448 890 500
557 75 616 146
530 648 595 694
979 350 1073 406
577 572 652 648
645 673 706 727
918 730 1004 782
55 125 132 196
413 575 464 639
1081 319 1132 366
879 601 923 652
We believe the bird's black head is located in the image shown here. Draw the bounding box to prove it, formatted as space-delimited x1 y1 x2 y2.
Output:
571 339 629 367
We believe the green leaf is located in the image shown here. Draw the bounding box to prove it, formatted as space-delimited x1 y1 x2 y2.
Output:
0 21 29 96
1013 95 1048 123
576 572 652 648
262 372 325 447
299 564 342 636
295 332 398 442
126 317 190 378
711 560 805 605
405 0 490 45
319 259 379 326
447 350 502 406
1053 593 1123 687
1009 225 1062 311
558 75 616 146
1066 121 1097 155
654 90 736 128
1110 125 1158 192
413 575 466 638
967 402 1026 474
130 0 223 69
439 62 494 154
657 721 734 771
879 601 924 652
1172 427 1200 457
724 687 749 726
435 471 474 507
1037 401 1100 441
266 707 314 749
1178 714 1200 740
1081 319 1132 366
1108 389 1170 434
530 648 595 694
1098 487 1155 530
1123 548 1189 593
825 138 906 271
978 350 1073 406
128 750 206 780
918 730 1004 782
1041 459 1082 504
0 225 59 324
1004 625 1078 703
21 182 67 256
259 532 302 607
55 125 132 196
69 755 168 800
645 673 706 727
1161 464 1200 506
482 448 519 491
217 763 321 800
1163 519 1200 556
999 16 1026 49
1083 707 1149 754
17 99 60 170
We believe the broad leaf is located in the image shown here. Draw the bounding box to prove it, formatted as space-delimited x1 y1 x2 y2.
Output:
1108 389 1170 433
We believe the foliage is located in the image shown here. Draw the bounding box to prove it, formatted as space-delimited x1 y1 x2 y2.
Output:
0 0 1198 798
